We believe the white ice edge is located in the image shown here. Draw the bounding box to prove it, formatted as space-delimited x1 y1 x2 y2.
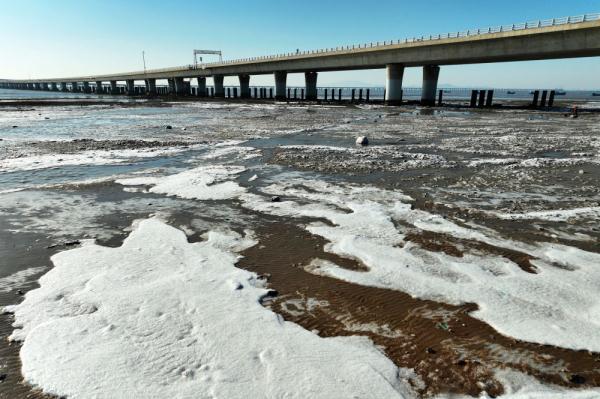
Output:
0 266 47 293
115 164 247 200
0 144 207 173
490 206 600 221
7 218 418 399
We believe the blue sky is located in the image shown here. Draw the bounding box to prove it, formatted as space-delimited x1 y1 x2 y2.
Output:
1 0 599 88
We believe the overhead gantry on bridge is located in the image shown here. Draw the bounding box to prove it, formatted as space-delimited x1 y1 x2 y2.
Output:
2 13 600 105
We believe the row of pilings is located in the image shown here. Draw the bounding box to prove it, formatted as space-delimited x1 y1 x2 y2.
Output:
0 81 562 109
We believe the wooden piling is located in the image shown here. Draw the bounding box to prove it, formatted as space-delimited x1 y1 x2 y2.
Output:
470 90 478 107
548 90 555 107
532 90 540 107
540 90 548 107
486 90 494 107
478 90 486 107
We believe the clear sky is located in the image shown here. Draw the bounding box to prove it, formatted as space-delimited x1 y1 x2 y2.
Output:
1 0 600 89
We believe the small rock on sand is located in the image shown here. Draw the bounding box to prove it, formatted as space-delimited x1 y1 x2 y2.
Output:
271 196 281 202
356 136 369 146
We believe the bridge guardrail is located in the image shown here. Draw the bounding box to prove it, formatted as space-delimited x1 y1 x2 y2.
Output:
194 13 600 68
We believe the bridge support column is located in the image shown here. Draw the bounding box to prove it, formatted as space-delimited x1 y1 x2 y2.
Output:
60 82 68 92
126 80 135 95
83 81 91 93
50 83 58 91
385 63 404 105
213 75 224 98
239 74 250 98
41 82 49 91
305 72 318 101
421 65 440 106
274 71 287 100
71 82 79 92
110 81 118 94
95 81 104 94
196 77 206 97
145 78 156 95
174 77 188 96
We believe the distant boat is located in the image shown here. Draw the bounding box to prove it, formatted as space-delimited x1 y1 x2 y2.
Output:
592 92 600 97
507 90 516 94
554 91 566 96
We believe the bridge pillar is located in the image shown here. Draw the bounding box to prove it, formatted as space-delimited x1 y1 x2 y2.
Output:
421 65 440 106
109 80 118 94
60 82 68 92
126 79 135 95
274 71 287 100
95 81 104 94
213 75 225 98
305 72 318 101
41 82 49 91
145 78 156 95
83 81 91 93
196 77 206 97
385 63 404 105
239 74 250 98
71 82 79 92
175 77 189 96
50 82 58 91
26 83 34 90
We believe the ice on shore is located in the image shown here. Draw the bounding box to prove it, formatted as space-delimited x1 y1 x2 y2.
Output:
116 165 247 200
112 164 600 352
476 369 600 399
6 218 417 399
0 266 47 293
0 146 194 173
491 206 600 222
238 178 600 353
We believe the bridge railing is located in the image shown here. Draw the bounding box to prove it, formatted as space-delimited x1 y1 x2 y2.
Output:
196 12 600 68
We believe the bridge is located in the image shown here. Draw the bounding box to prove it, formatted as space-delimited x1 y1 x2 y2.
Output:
2 13 600 105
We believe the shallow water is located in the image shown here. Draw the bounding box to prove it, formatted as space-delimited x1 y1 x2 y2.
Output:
0 96 599 398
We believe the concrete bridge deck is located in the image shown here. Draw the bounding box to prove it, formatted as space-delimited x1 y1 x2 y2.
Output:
2 13 600 104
